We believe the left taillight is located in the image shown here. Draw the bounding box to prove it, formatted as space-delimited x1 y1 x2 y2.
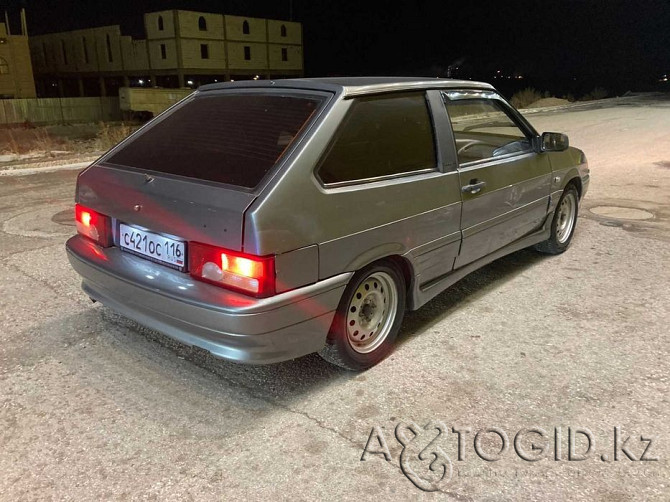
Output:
75 204 112 247
189 242 275 298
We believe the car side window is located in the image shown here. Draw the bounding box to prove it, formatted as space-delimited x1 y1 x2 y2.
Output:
317 92 437 185
443 95 532 165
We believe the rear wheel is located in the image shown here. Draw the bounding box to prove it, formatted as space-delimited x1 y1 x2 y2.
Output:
319 261 406 371
535 184 579 254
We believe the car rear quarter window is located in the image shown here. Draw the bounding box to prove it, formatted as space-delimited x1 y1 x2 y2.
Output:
317 92 437 185
106 93 324 189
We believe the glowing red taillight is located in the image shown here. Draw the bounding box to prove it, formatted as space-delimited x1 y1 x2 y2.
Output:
189 242 275 297
75 204 112 247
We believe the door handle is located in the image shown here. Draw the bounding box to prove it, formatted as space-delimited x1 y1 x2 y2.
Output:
461 180 487 195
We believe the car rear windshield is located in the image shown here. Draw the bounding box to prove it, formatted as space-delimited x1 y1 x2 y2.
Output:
106 93 325 189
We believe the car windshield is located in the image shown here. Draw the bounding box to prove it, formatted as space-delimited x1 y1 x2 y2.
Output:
106 92 325 189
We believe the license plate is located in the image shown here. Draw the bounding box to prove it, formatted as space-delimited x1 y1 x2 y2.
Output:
119 223 186 269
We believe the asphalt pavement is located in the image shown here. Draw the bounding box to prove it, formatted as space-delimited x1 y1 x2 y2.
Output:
1 95 669 500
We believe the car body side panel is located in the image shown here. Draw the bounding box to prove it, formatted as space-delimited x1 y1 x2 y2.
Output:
411 221 551 309
455 152 552 267
319 198 462 281
249 167 463 280
244 93 464 287
243 97 354 255
275 245 319 293
547 147 590 198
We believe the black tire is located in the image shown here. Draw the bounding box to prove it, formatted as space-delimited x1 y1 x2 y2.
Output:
319 261 406 371
535 184 580 255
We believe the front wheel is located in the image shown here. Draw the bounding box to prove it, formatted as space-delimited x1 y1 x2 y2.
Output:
319 261 406 371
535 184 579 254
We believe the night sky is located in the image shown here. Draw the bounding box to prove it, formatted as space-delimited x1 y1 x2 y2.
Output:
3 0 670 97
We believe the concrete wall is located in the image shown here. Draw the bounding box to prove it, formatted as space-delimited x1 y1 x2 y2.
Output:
268 45 303 71
147 39 178 70
30 26 126 74
177 10 224 39
227 42 268 71
0 23 37 98
119 87 193 115
0 97 121 125
120 38 149 72
181 39 226 69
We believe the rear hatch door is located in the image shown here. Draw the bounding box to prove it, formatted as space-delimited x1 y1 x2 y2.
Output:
77 89 328 253
77 165 253 251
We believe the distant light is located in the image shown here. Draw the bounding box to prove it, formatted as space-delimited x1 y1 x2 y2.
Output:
230 79 235 82
138 79 144 84
214 79 218 82
187 80 194 85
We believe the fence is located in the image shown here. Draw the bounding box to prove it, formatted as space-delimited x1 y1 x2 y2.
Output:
0 97 122 126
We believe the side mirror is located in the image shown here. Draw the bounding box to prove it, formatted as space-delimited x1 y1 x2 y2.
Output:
541 132 569 152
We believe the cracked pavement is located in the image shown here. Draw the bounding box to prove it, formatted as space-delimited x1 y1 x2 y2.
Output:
1 95 669 500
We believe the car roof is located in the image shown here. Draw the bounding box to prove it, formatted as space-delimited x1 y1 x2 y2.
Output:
198 76 495 97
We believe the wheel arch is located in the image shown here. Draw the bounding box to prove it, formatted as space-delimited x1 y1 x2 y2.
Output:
566 175 582 198
342 250 415 306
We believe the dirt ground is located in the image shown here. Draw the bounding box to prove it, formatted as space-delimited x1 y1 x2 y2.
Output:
0 94 669 500
0 123 137 166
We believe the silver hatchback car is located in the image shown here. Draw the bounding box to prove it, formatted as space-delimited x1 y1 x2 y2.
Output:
67 77 590 370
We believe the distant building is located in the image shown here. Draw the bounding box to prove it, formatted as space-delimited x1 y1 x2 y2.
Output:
29 10 304 97
0 11 37 98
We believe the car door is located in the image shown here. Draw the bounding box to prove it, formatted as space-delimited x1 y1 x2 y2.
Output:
442 90 552 268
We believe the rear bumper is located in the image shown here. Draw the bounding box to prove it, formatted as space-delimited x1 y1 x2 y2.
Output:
66 235 350 364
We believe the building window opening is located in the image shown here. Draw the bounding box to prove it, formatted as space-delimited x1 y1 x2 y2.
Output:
61 40 68 65
82 37 89 64
281 48 288 61
280 25 287 37
198 16 207 31
200 44 209 59
244 46 251 60
242 20 250 35
106 34 113 62
160 44 167 59
158 16 164 31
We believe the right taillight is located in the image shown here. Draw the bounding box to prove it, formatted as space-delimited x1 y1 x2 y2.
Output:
189 242 275 298
75 204 112 247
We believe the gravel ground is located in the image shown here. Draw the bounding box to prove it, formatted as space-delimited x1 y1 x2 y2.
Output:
0 94 669 501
